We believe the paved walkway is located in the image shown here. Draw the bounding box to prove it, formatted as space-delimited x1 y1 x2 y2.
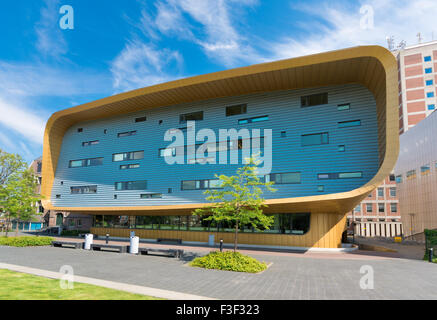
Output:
353 237 425 260
1 245 436 299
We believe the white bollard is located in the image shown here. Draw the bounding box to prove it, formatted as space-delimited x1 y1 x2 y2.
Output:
84 234 93 250
130 236 139 254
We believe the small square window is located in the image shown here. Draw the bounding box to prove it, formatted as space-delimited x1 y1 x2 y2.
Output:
104 129 107 134
56 194 61 199
425 68 433 74
427 92 435 98
317 185 324 192
77 128 83 133
428 104 435 110
424 56 432 62
61 181 64 185
338 145 345 152
159 120 163 125
114 195 117 199
426 79 433 86
281 131 287 138
168 188 173 194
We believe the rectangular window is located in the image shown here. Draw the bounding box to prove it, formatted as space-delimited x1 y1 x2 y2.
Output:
389 174 395 182
378 203 385 213
181 179 222 190
366 204 373 213
406 170 416 180
424 56 432 62
180 111 203 123
318 172 363 179
120 164 140 170
395 175 403 183
301 93 328 107
390 187 396 197
118 131 137 138
338 120 361 128
354 205 361 213
427 92 435 98
301 132 329 146
378 188 384 197
113 151 144 162
82 140 99 147
270 172 301 184
226 104 247 117
69 158 103 168
135 116 147 123
238 115 269 125
71 186 97 194
159 147 177 157
428 104 435 110
425 67 433 74
317 185 324 192
141 193 163 199
115 180 147 191
337 103 350 111
391 203 398 213
426 79 434 86
421 164 430 175
338 145 346 152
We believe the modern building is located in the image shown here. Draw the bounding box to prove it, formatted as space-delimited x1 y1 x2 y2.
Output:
394 109 437 241
41 45 398 249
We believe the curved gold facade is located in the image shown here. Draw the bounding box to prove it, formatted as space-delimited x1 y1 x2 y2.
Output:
42 45 399 220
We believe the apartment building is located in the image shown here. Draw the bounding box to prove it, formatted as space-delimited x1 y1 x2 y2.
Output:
348 40 437 237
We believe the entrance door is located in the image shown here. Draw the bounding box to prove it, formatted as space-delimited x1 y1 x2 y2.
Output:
56 214 63 226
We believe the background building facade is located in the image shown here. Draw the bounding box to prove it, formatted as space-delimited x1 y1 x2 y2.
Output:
348 40 437 238
394 110 437 240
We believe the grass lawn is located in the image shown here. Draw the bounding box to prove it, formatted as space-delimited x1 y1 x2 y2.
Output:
0 269 162 300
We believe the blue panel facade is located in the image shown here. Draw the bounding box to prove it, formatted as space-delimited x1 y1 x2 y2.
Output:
51 84 379 207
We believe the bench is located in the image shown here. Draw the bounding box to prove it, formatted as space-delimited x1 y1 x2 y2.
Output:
90 244 128 253
157 238 182 244
138 247 184 258
52 241 83 249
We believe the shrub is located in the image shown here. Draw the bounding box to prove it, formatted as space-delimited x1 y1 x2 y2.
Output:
0 236 53 247
190 251 268 273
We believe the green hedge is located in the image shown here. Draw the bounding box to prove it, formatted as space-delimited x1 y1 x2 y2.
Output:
0 236 53 247
190 251 268 273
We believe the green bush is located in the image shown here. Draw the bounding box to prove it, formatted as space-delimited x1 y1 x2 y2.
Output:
61 230 89 237
0 236 53 247
190 251 268 273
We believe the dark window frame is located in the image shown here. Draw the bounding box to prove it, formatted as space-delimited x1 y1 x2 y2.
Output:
226 104 247 117
179 111 204 124
301 93 328 107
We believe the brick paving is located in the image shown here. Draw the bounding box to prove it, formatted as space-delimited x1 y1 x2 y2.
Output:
1 242 436 299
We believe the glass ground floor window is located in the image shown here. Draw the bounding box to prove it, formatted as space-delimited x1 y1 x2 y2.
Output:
93 213 310 235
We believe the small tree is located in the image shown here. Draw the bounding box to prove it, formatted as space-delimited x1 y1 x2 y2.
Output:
194 156 276 252
0 150 41 237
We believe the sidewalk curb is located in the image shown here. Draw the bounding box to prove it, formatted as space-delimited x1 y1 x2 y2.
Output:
0 262 215 300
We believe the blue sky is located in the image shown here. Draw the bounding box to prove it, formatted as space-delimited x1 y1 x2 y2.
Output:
0 0 436 163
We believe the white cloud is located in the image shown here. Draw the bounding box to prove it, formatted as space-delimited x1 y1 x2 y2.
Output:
111 40 184 92
0 97 45 145
268 0 437 60
35 0 68 59
141 0 261 67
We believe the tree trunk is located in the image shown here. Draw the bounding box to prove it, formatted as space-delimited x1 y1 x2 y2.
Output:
5 215 9 238
15 219 19 237
234 220 239 252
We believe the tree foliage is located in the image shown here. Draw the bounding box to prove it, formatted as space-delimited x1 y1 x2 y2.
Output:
194 156 276 252
0 149 41 237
